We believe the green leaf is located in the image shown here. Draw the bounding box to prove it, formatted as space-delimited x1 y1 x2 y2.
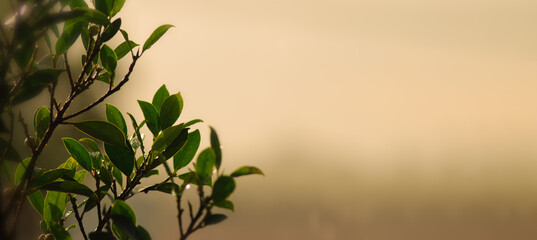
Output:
101 18 121 42
185 119 203 127
212 176 235 203
142 24 174 52
62 138 93 171
114 40 138 60
155 182 179 194
56 20 84 55
111 166 123 186
110 0 126 17
210 127 222 169
89 231 115 240
79 138 100 152
151 124 183 154
28 168 74 189
214 200 234 212
28 191 45 215
136 226 151 240
159 93 183 129
100 44 117 72
95 0 114 15
43 190 68 223
105 103 128 136
111 200 136 225
151 85 169 112
48 221 73 240
14 158 31 185
13 69 63 104
104 143 134 176
34 106 50 140
137 100 160 136
174 130 200 170
231 166 264 178
76 8 109 25
195 148 215 180
0 137 21 162
72 120 126 147
40 181 98 201
204 214 227 225
80 138 102 169
161 127 188 160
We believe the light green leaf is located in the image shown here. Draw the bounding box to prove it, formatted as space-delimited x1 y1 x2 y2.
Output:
114 40 138 60
195 148 215 180
34 106 50 140
159 93 183 129
28 168 74 189
230 166 264 178
173 130 200 171
62 138 92 171
151 124 183 154
137 100 160 136
105 103 127 136
110 0 126 17
212 176 235 203
111 200 136 225
100 44 117 72
72 120 126 147
185 119 203 127
142 24 174 52
14 158 31 185
151 85 169 112
56 20 83 55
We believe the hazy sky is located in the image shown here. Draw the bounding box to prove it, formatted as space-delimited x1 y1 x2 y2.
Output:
62 0 537 239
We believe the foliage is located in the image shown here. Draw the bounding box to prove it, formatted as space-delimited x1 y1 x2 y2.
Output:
0 0 263 239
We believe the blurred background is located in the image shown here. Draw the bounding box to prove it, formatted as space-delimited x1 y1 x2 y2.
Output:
7 0 537 239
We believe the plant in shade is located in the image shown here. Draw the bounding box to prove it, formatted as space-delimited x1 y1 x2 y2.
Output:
0 0 263 239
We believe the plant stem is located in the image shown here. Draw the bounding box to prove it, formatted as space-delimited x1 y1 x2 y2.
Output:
69 195 88 240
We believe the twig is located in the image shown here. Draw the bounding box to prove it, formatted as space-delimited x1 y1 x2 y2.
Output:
64 54 74 88
69 195 88 240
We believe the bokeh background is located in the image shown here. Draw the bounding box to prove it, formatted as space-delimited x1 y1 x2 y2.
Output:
5 0 537 239
115 0 537 239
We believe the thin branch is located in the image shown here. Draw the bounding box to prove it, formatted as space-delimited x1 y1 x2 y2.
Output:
63 54 140 121
64 54 74 88
69 195 88 240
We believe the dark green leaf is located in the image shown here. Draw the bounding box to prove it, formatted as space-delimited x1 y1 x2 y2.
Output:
97 71 111 84
114 40 138 60
112 215 140 240
136 226 151 240
142 169 159 178
155 182 179 194
111 200 136 225
204 214 227 225
83 185 109 213
212 176 235 203
231 166 264 178
100 44 117 72
151 85 169 112
142 24 174 52
178 172 196 185
195 148 215 180
95 0 114 15
210 127 222 169
56 20 84 55
161 128 188 160
0 137 21 162
48 221 73 240
105 103 127 136
214 200 234 212
137 100 160 136
89 231 116 240
185 119 203 127
28 191 45 215
40 181 98 201
151 124 183 154
173 130 200 170
63 138 93 171
72 121 126 147
111 166 123 186
28 168 74 189
159 93 183 129
34 106 50 140
69 0 88 8
104 143 134 176
111 0 125 17
13 69 63 104
101 18 121 42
